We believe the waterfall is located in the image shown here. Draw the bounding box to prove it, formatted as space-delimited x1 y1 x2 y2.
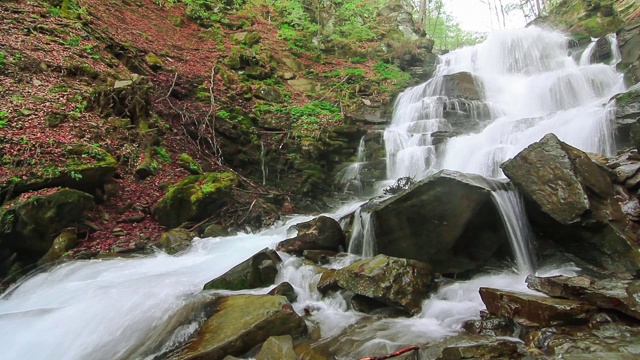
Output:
0 27 627 359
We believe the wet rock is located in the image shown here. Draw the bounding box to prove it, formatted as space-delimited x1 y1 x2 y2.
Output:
159 228 195 255
152 171 236 228
441 72 483 100
463 315 515 337
168 295 307 360
437 339 521 360
335 254 433 314
479 287 597 327
255 335 296 360
268 282 297 303
502 133 640 274
277 216 346 255
303 250 337 265
317 268 340 295
204 248 281 291
371 170 511 274
526 275 640 321
38 228 78 266
350 294 388 314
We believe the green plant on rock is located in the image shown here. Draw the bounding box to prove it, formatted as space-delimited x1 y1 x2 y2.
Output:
69 171 83 180
0 110 7 129
65 36 80 47
373 61 410 81
153 146 171 162
0 52 6 69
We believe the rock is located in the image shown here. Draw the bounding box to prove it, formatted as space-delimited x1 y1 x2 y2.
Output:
145 53 163 71
441 72 483 100
463 316 515 337
177 153 203 175
256 335 296 360
0 188 94 254
168 295 307 360
244 66 272 80
437 339 521 360
502 133 640 274
371 170 511 274
38 228 78 266
479 287 597 327
502 133 616 225
159 228 195 255
287 78 320 92
268 282 297 303
613 90 640 150
254 86 283 103
152 171 236 228
280 57 304 72
277 216 346 255
350 294 388 313
302 250 336 265
203 248 281 291
526 275 640 321
201 223 229 238
317 268 340 295
335 254 433 314
231 31 261 47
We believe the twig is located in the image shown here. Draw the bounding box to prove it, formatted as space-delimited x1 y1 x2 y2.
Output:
318 75 350 102
359 346 419 360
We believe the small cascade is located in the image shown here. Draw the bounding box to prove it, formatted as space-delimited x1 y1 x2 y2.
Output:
347 208 376 258
337 137 367 194
489 185 536 274
579 37 598 65
606 33 622 66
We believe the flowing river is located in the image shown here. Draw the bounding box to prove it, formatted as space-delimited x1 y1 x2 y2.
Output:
0 26 626 359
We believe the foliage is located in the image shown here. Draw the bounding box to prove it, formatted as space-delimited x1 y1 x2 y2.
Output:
373 61 411 81
255 100 340 132
417 0 486 50
0 110 7 129
0 52 5 69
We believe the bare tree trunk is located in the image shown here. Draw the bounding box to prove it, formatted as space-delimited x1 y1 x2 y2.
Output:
498 0 507 28
431 0 443 38
535 0 542 16
419 0 426 25
493 0 502 29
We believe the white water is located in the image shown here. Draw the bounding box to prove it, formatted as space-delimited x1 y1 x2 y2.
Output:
0 27 627 359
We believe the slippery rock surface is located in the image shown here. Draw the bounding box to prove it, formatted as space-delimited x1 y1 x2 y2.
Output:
255 335 296 360
502 133 640 274
527 275 640 321
371 170 511 274
159 228 196 255
335 254 433 314
441 72 483 100
479 287 597 327
168 295 307 360
277 216 346 254
203 248 281 291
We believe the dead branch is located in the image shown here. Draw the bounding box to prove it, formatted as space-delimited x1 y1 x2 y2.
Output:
359 346 420 360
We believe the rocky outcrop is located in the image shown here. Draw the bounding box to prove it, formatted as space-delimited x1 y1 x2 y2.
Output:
168 295 307 360
152 171 236 228
442 72 483 100
501 133 640 274
371 170 511 274
335 254 433 314
277 216 346 254
526 275 640 321
479 287 597 327
613 89 640 150
203 248 281 291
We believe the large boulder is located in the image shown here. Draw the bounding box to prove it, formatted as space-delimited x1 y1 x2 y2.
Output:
612 89 640 150
152 171 236 228
479 287 597 327
277 216 346 254
255 335 296 360
335 254 433 314
0 188 94 254
168 295 307 360
501 133 640 274
203 248 281 291
371 170 511 274
526 275 640 321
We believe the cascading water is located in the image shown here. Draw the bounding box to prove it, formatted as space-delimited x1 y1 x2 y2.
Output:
0 27 627 360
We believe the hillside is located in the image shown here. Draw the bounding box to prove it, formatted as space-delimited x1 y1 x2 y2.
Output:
0 0 437 283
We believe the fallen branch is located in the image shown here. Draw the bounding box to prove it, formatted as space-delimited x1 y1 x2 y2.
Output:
359 346 419 360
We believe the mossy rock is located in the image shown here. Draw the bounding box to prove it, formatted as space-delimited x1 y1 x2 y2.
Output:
177 153 203 175
38 228 78 266
152 171 237 228
145 53 163 71
0 188 94 254
159 228 196 255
